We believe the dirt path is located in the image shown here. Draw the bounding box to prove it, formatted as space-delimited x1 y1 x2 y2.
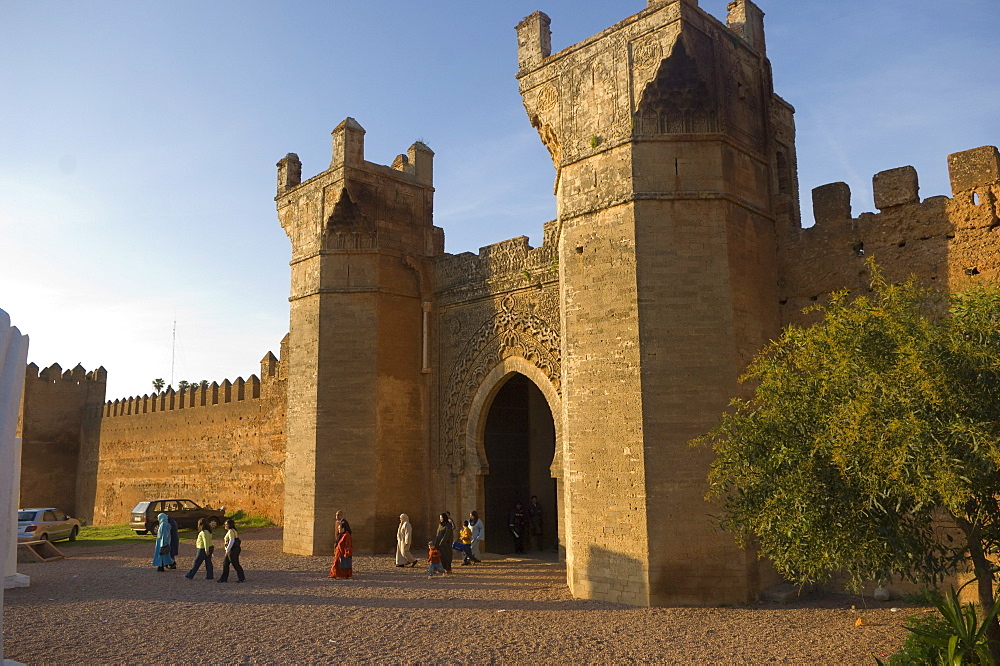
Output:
3 527 922 664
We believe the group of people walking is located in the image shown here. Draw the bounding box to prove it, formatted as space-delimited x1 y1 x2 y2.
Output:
396 511 484 576
151 513 245 583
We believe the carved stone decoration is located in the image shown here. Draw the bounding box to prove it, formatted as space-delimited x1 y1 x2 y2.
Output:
536 82 558 114
636 38 718 135
324 186 376 249
440 297 561 472
631 37 664 104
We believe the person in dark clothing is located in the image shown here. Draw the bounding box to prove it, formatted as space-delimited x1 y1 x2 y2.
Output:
218 518 245 583
433 513 454 573
527 495 544 551
508 502 529 554
167 515 179 569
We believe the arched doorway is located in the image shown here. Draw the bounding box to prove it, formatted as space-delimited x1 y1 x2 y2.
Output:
482 373 557 554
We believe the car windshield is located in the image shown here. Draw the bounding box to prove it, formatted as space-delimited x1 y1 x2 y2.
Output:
131 502 150 513
18 511 36 522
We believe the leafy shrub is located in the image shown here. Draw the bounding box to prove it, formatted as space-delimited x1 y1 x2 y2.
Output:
882 614 948 665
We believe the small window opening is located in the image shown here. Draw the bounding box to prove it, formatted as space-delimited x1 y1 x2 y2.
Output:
973 192 981 206
576 246 584 254
965 267 980 276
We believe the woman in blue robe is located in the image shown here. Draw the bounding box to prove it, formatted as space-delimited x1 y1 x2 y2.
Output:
153 513 175 572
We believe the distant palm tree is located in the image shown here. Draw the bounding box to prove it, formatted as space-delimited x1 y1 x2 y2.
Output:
199 379 209 389
152 378 165 392
177 380 190 391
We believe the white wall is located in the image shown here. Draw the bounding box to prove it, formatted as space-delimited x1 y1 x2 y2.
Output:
0 308 29 664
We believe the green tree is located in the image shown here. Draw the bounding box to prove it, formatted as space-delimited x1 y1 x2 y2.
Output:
177 380 190 391
695 268 1000 657
151 378 165 392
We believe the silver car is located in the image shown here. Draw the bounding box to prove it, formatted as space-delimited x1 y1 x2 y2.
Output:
17 507 81 543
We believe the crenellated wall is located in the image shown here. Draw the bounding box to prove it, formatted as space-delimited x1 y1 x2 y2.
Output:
779 145 1000 324
75 342 287 526
14 1 1000 611
18 362 106 515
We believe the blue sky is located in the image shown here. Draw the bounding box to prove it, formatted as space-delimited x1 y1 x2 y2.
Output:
1 0 997 400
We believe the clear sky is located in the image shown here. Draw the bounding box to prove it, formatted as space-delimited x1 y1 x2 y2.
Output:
1 0 997 400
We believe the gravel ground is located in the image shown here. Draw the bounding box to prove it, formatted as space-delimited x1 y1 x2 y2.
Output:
3 527 927 664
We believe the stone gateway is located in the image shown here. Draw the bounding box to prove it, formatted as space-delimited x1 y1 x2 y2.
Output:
17 0 1000 607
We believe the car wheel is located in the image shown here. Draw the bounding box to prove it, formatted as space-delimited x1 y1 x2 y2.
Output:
39 533 49 541
69 526 79 541
207 517 220 530
134 530 148 535
150 523 159 536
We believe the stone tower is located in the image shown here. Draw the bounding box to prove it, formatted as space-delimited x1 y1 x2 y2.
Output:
277 119 443 554
518 0 794 604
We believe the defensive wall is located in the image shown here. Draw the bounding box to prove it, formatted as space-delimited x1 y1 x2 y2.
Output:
73 341 288 527
17 362 106 515
18 346 287 528
14 0 1000 609
779 145 1000 324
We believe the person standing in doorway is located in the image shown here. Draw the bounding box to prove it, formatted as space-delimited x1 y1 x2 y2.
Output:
528 495 544 551
433 512 454 573
508 502 529 554
468 511 484 563
396 514 418 567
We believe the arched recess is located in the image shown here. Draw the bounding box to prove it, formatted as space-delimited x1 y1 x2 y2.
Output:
458 356 566 556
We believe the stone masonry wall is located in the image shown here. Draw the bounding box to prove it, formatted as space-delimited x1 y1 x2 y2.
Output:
76 350 286 526
779 145 1000 323
18 362 106 515
432 223 562 548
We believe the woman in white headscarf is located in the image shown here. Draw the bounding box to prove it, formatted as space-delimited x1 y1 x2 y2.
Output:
395 514 418 567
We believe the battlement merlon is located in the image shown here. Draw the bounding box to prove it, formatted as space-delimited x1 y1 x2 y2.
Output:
331 117 366 168
277 153 302 194
807 145 1000 226
726 0 766 55
28 361 107 385
516 11 551 73
949 145 1000 195
276 118 435 200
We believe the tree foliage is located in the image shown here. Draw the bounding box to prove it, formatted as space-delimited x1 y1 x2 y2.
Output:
696 267 1000 632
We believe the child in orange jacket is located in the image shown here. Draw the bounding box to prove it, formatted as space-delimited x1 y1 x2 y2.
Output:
427 542 446 577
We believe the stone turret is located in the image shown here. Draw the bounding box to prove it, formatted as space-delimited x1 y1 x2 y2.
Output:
276 120 443 555
518 0 792 606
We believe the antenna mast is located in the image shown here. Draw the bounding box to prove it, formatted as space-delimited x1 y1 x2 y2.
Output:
170 318 176 389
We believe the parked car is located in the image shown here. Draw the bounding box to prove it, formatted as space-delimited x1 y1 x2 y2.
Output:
129 499 226 535
18 508 81 543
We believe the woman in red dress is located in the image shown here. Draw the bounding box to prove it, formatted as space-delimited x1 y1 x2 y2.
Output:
329 520 353 578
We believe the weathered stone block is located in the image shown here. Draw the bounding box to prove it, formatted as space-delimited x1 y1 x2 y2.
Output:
948 146 1000 194
873 166 919 210
812 182 852 224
